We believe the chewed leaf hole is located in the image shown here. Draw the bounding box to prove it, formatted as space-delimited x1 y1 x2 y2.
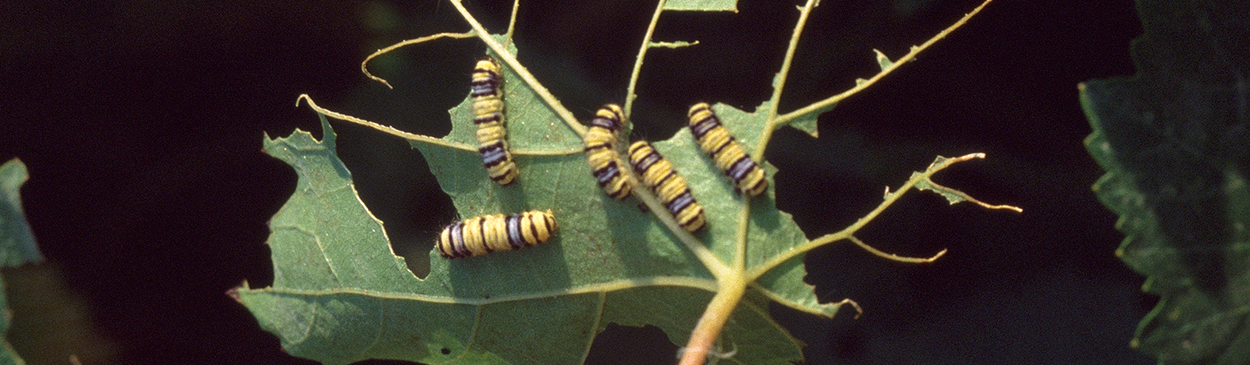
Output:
585 324 678 365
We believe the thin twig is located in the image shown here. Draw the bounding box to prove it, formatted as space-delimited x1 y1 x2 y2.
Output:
746 153 992 280
848 235 947 263
754 0 819 160
772 0 994 127
505 0 519 48
624 0 670 118
361 32 477 89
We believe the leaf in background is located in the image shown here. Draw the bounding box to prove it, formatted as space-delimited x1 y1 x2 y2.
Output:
1081 0 1250 363
662 0 737 12
0 159 40 267
0 158 35 365
0 158 114 365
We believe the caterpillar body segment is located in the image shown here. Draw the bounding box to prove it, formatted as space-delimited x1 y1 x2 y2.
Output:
436 210 558 259
471 58 519 185
687 103 768 197
583 104 636 200
628 141 706 232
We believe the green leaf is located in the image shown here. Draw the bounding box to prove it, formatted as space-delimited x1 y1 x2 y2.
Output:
242 54 864 361
238 101 825 363
662 0 737 12
0 159 40 267
0 158 35 365
243 0 998 359
1081 0 1250 363
753 256 844 317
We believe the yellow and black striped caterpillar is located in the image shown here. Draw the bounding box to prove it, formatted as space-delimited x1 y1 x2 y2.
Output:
687 103 767 197
628 141 706 232
436 210 557 259
471 58 520 185
584 104 636 199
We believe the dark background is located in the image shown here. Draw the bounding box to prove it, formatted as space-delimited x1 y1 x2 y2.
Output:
0 0 1151 364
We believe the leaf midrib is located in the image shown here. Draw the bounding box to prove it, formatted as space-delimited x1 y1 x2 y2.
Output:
255 276 719 305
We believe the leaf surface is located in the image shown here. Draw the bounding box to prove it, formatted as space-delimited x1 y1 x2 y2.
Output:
1081 0 1250 363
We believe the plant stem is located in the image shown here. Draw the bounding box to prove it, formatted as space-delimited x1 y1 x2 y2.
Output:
624 0 668 118
753 0 818 160
678 272 747 365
